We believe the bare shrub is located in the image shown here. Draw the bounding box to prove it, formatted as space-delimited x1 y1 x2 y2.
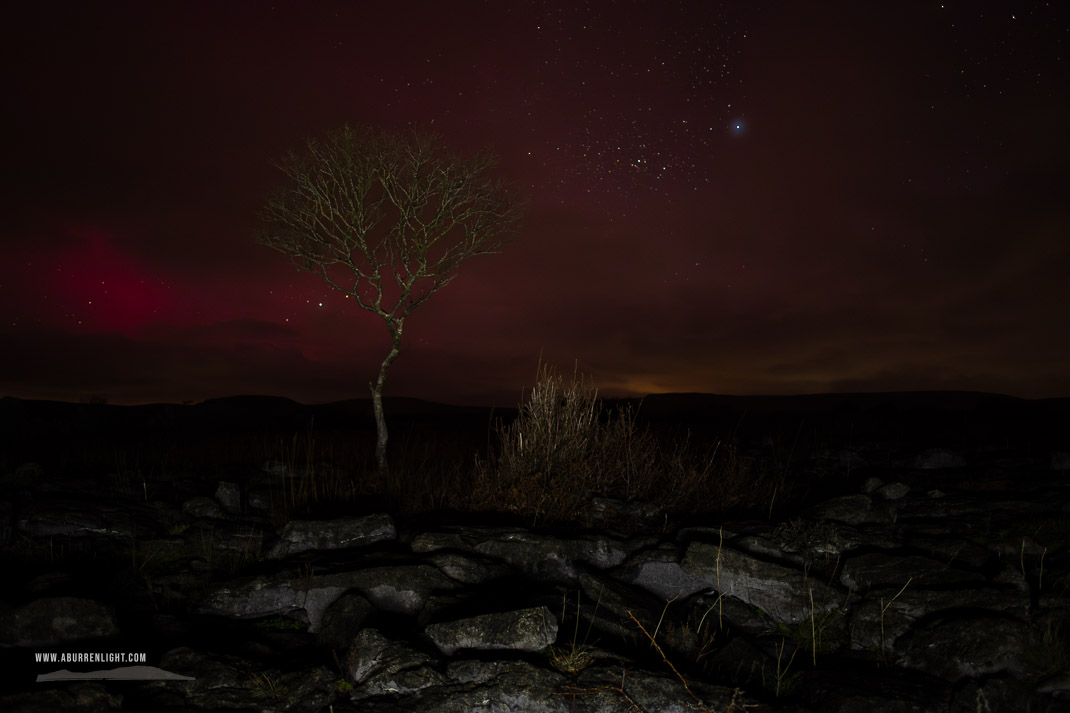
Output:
473 360 668 525
471 358 796 526
493 360 602 486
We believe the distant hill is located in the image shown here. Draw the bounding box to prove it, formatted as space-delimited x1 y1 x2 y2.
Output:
2 391 1067 464
606 390 1055 418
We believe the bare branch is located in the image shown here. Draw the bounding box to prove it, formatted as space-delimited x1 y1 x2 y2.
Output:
259 123 521 319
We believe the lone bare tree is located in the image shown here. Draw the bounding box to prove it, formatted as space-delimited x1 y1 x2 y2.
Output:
259 123 521 483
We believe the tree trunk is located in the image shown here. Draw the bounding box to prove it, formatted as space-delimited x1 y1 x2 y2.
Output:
370 340 402 485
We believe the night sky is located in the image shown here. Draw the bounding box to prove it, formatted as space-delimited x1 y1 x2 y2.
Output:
3 1 1068 407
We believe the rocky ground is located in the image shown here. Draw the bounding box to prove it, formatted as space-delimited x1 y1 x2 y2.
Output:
1 393 1069 712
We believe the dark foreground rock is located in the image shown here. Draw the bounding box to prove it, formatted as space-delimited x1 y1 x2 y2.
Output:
2 439 1070 712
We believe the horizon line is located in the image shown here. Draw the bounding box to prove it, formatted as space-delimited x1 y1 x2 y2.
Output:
4 387 1066 410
